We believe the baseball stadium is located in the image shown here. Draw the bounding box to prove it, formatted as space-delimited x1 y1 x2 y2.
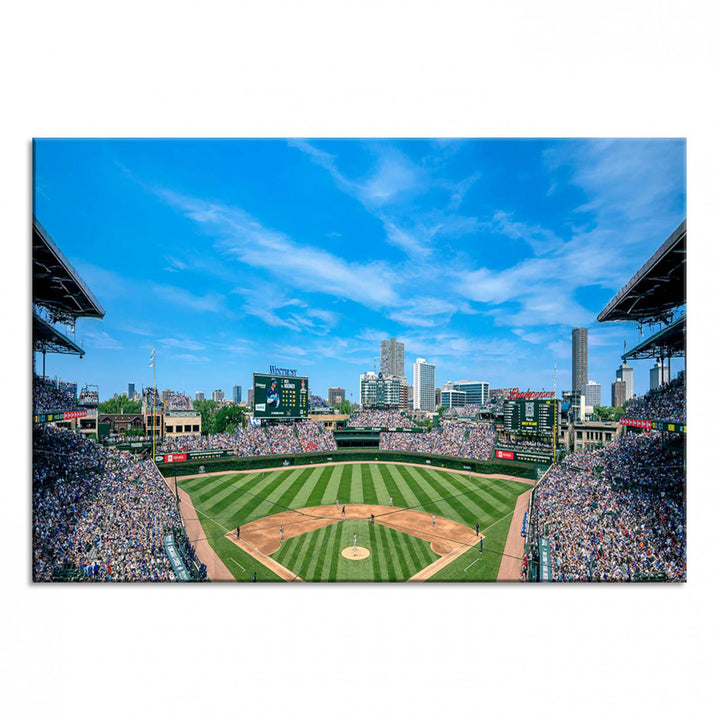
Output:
32 216 686 583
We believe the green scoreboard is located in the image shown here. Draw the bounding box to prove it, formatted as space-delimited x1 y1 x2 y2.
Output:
253 373 308 418
503 398 557 436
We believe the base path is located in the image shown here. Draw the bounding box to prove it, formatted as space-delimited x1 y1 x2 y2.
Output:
496 488 532 581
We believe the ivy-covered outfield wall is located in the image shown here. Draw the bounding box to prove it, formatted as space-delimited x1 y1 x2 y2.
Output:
156 449 545 480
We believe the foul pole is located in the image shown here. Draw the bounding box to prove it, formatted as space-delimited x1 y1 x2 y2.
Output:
553 361 557 462
150 347 157 461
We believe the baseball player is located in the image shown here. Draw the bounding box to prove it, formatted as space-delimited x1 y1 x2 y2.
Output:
280 525 284 541
389 497 393 507
342 505 346 517
353 532 358 553
432 514 436 528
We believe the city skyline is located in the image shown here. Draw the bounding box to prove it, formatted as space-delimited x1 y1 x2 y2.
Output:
33 139 686 405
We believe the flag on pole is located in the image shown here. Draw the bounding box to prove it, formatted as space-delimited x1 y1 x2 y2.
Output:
149 347 156 367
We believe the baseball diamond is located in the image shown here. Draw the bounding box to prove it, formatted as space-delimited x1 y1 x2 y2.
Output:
176 461 532 581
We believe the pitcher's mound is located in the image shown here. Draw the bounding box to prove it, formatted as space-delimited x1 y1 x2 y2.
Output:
341 546 370 560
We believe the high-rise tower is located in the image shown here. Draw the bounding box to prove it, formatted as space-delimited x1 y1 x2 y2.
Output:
572 328 588 392
380 337 405 378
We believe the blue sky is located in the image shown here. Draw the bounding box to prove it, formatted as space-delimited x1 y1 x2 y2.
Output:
33 138 686 405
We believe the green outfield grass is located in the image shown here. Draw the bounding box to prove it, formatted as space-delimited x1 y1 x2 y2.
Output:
179 463 529 582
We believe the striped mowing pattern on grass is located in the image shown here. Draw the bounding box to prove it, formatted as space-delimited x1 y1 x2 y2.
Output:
273 520 439 581
179 463 529 581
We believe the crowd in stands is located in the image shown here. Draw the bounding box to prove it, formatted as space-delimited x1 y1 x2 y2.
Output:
33 425 202 582
531 430 685 582
380 421 495 460
346 410 416 428
158 420 336 456
624 376 686 424
164 391 192 410
296 420 336 452
443 404 482 419
33 375 82 412
309 394 329 409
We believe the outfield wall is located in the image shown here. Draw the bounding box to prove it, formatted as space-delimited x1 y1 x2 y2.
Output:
156 449 544 480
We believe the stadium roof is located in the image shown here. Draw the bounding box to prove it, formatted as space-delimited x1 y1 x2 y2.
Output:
33 219 105 323
33 313 85 356
597 220 686 324
622 315 686 361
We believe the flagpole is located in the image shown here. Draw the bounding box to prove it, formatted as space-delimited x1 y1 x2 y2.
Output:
553 361 557 463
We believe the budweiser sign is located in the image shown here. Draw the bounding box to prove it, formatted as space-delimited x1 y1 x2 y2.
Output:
508 389 555 400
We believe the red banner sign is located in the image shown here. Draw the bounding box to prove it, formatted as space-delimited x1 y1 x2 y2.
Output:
619 418 652 429
495 449 515 460
164 453 188 463
63 409 88 419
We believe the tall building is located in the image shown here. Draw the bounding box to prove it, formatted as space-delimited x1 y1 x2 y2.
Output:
194 391 205 402
453 380 489 406
211 389 225 403
359 372 401 409
413 358 436 412
441 381 467 408
233 385 243 404
248 388 254 408
611 380 627 408
400 382 409 410
572 328 588 392
328 387 346 406
380 337 405 378
128 382 135 400
649 362 670 390
616 362 634 400
582 380 602 407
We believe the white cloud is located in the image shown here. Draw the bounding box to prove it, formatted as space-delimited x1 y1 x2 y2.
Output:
80 328 122 350
174 354 211 363
158 189 399 309
158 337 206 351
388 296 474 328
485 210 565 256
152 284 227 314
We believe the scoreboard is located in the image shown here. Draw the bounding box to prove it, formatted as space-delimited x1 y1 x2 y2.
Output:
503 398 557 436
253 373 308 419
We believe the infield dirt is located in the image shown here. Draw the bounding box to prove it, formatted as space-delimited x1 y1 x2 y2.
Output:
224 503 483 581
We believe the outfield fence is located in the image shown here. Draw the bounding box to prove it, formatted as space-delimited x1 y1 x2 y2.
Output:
155 448 546 480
